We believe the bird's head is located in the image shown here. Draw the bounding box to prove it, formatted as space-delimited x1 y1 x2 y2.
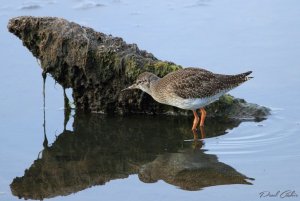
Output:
122 72 160 95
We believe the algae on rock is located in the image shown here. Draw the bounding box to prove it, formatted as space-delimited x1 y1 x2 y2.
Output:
8 16 270 119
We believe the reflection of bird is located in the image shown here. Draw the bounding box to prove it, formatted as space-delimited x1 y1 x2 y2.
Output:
192 126 206 149
139 148 254 190
124 68 252 130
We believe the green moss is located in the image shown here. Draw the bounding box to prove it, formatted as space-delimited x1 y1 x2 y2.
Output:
205 94 235 118
124 57 182 80
219 94 234 106
124 56 141 80
142 61 182 78
152 61 182 77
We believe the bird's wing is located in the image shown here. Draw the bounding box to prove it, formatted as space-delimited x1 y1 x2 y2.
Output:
167 68 226 99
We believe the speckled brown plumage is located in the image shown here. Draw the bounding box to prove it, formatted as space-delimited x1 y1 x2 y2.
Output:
153 67 252 100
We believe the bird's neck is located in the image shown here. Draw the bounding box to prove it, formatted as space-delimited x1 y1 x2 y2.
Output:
148 78 160 97
141 74 160 97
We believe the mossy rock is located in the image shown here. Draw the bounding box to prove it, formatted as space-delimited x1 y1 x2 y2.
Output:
8 16 270 119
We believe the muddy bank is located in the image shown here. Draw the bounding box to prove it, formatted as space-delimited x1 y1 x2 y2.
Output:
8 16 270 118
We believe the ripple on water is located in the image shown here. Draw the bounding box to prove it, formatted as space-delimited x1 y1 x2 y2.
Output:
205 114 300 159
18 2 42 10
73 0 105 9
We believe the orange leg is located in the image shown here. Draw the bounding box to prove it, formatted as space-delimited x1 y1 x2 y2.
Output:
199 108 207 127
192 110 199 131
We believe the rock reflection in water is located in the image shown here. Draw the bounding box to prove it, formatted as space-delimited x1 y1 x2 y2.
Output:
10 114 253 200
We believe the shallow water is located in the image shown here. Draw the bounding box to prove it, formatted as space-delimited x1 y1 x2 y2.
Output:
1 0 300 200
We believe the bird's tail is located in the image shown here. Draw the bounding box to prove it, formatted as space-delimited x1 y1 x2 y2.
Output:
232 71 253 84
219 70 253 90
238 71 253 81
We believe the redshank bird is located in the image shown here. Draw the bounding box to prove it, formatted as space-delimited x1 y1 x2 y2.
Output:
123 67 252 131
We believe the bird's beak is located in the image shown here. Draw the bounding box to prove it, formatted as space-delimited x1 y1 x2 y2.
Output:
121 83 138 92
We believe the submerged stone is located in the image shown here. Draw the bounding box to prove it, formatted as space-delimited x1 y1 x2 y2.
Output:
7 16 270 119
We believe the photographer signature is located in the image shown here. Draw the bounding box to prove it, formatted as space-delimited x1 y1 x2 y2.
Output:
259 190 298 199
